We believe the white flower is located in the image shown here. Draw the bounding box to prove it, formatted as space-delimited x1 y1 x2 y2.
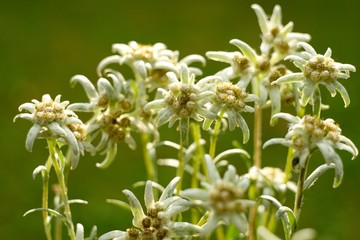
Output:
251 4 311 63
144 64 219 127
97 41 206 87
68 73 140 169
204 80 258 143
14 94 86 169
273 42 356 108
263 113 358 187
99 177 202 240
181 155 253 237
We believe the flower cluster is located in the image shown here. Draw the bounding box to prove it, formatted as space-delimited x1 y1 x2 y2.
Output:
264 113 358 187
15 3 358 240
273 42 356 109
181 155 254 237
99 177 202 240
14 94 91 168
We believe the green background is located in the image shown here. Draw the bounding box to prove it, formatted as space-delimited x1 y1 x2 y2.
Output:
1 0 360 239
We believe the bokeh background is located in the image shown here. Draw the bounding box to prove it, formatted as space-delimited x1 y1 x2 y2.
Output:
1 0 360 239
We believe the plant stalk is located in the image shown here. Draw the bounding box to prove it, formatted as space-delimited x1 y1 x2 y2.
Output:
47 140 76 240
294 157 310 221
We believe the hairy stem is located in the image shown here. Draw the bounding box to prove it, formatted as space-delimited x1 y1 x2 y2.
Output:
209 108 226 158
253 103 262 168
294 157 310 221
47 140 76 240
42 156 53 240
141 133 157 182
176 118 189 194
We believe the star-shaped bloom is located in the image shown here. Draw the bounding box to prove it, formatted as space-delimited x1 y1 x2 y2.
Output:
273 42 356 108
259 65 302 125
181 155 254 237
67 72 141 168
144 64 219 127
203 80 258 143
251 4 311 63
97 41 206 89
98 177 202 240
263 113 358 187
14 94 87 168
206 39 271 86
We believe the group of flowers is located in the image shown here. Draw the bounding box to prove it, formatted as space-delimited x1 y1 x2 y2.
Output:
15 4 357 240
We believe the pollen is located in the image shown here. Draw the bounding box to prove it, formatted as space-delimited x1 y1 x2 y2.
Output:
304 55 336 82
215 82 248 111
34 100 66 123
210 180 243 214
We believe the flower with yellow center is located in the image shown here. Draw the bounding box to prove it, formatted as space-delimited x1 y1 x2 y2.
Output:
264 113 358 187
14 94 87 168
181 155 254 237
272 42 356 109
204 81 258 143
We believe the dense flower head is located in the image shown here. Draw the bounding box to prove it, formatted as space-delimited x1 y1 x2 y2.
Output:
264 113 358 187
99 177 202 240
204 80 257 143
97 41 206 91
145 64 219 127
14 94 88 169
273 42 356 108
181 155 253 236
251 4 311 62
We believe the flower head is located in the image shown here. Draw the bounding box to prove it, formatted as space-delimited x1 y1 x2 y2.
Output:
14 94 88 168
144 64 219 127
273 42 356 108
181 155 253 237
264 113 358 187
99 177 202 240
97 41 206 88
204 80 258 143
251 4 311 62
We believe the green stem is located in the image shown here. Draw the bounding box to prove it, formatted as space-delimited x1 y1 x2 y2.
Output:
47 140 76 240
284 148 294 183
215 226 225 240
42 156 53 240
176 118 189 194
293 157 310 221
141 133 157 182
190 123 203 223
253 103 262 168
209 108 226 158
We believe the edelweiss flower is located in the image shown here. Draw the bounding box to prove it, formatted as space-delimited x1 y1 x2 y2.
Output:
259 65 300 125
273 42 356 108
97 41 206 87
14 94 86 168
205 50 252 83
263 113 358 187
206 39 270 85
68 72 132 114
144 64 219 127
251 4 311 63
181 155 253 237
204 81 257 143
68 73 140 168
247 166 296 196
99 177 202 240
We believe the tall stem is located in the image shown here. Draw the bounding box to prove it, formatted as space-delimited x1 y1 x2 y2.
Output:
253 103 262 168
294 157 310 221
209 108 225 158
42 156 53 240
176 118 189 194
141 133 157 182
47 140 76 240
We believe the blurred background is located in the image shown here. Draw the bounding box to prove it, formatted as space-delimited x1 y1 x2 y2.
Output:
1 0 360 239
